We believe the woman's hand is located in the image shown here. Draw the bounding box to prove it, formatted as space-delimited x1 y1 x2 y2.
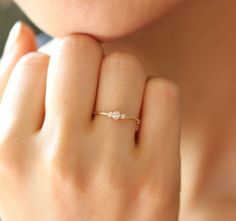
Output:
0 23 182 221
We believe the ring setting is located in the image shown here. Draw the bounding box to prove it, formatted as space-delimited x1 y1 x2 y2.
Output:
107 111 126 120
93 110 141 126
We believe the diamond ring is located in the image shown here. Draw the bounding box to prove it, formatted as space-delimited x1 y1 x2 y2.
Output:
93 110 141 128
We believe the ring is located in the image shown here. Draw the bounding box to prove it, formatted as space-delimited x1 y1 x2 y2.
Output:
93 110 141 126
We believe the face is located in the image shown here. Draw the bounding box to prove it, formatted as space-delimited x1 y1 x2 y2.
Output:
15 0 182 42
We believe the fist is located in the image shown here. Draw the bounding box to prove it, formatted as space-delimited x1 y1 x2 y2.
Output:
0 24 182 221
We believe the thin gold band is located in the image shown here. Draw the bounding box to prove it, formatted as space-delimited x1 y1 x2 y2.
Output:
93 111 141 125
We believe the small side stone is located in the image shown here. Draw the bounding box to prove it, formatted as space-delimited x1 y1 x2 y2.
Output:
121 114 126 119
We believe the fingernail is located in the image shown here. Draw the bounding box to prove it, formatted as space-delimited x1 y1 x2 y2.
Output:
3 21 23 56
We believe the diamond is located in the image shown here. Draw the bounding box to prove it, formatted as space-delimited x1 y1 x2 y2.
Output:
111 111 121 120
121 114 126 119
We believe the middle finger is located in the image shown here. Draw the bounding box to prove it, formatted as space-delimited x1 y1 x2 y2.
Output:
43 35 104 131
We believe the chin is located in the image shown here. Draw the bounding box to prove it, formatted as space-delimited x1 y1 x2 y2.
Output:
37 16 157 43
15 0 183 42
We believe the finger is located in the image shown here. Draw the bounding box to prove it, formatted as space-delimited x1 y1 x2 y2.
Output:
0 22 37 100
43 35 104 132
94 52 147 150
137 78 182 210
0 52 49 136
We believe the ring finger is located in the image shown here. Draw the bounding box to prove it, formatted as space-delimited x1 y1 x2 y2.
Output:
94 52 147 149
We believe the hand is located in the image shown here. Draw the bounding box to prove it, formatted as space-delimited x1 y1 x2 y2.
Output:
0 23 182 221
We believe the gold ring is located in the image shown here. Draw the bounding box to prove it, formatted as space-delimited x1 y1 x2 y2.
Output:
93 110 141 126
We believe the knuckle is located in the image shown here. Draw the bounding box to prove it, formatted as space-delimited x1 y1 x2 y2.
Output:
45 135 74 180
0 126 19 152
103 51 147 81
47 156 74 189
48 152 68 178
58 34 103 55
45 143 85 190
0 137 24 178
147 78 181 103
105 51 139 64
140 183 180 209
17 52 48 68
104 51 147 73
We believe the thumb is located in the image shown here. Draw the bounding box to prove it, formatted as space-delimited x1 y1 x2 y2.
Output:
0 21 37 99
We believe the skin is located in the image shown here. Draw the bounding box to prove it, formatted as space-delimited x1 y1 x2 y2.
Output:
14 0 183 42
0 24 181 221
1 0 236 220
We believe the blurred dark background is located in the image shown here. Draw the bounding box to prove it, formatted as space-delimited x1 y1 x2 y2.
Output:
0 1 40 56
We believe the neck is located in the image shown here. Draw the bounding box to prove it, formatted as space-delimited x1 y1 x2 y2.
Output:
102 0 236 139
102 1 236 208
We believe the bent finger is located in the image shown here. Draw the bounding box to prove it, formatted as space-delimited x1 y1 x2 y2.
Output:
0 22 37 101
136 78 182 220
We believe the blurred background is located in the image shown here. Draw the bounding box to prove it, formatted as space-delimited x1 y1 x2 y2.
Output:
0 1 40 56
